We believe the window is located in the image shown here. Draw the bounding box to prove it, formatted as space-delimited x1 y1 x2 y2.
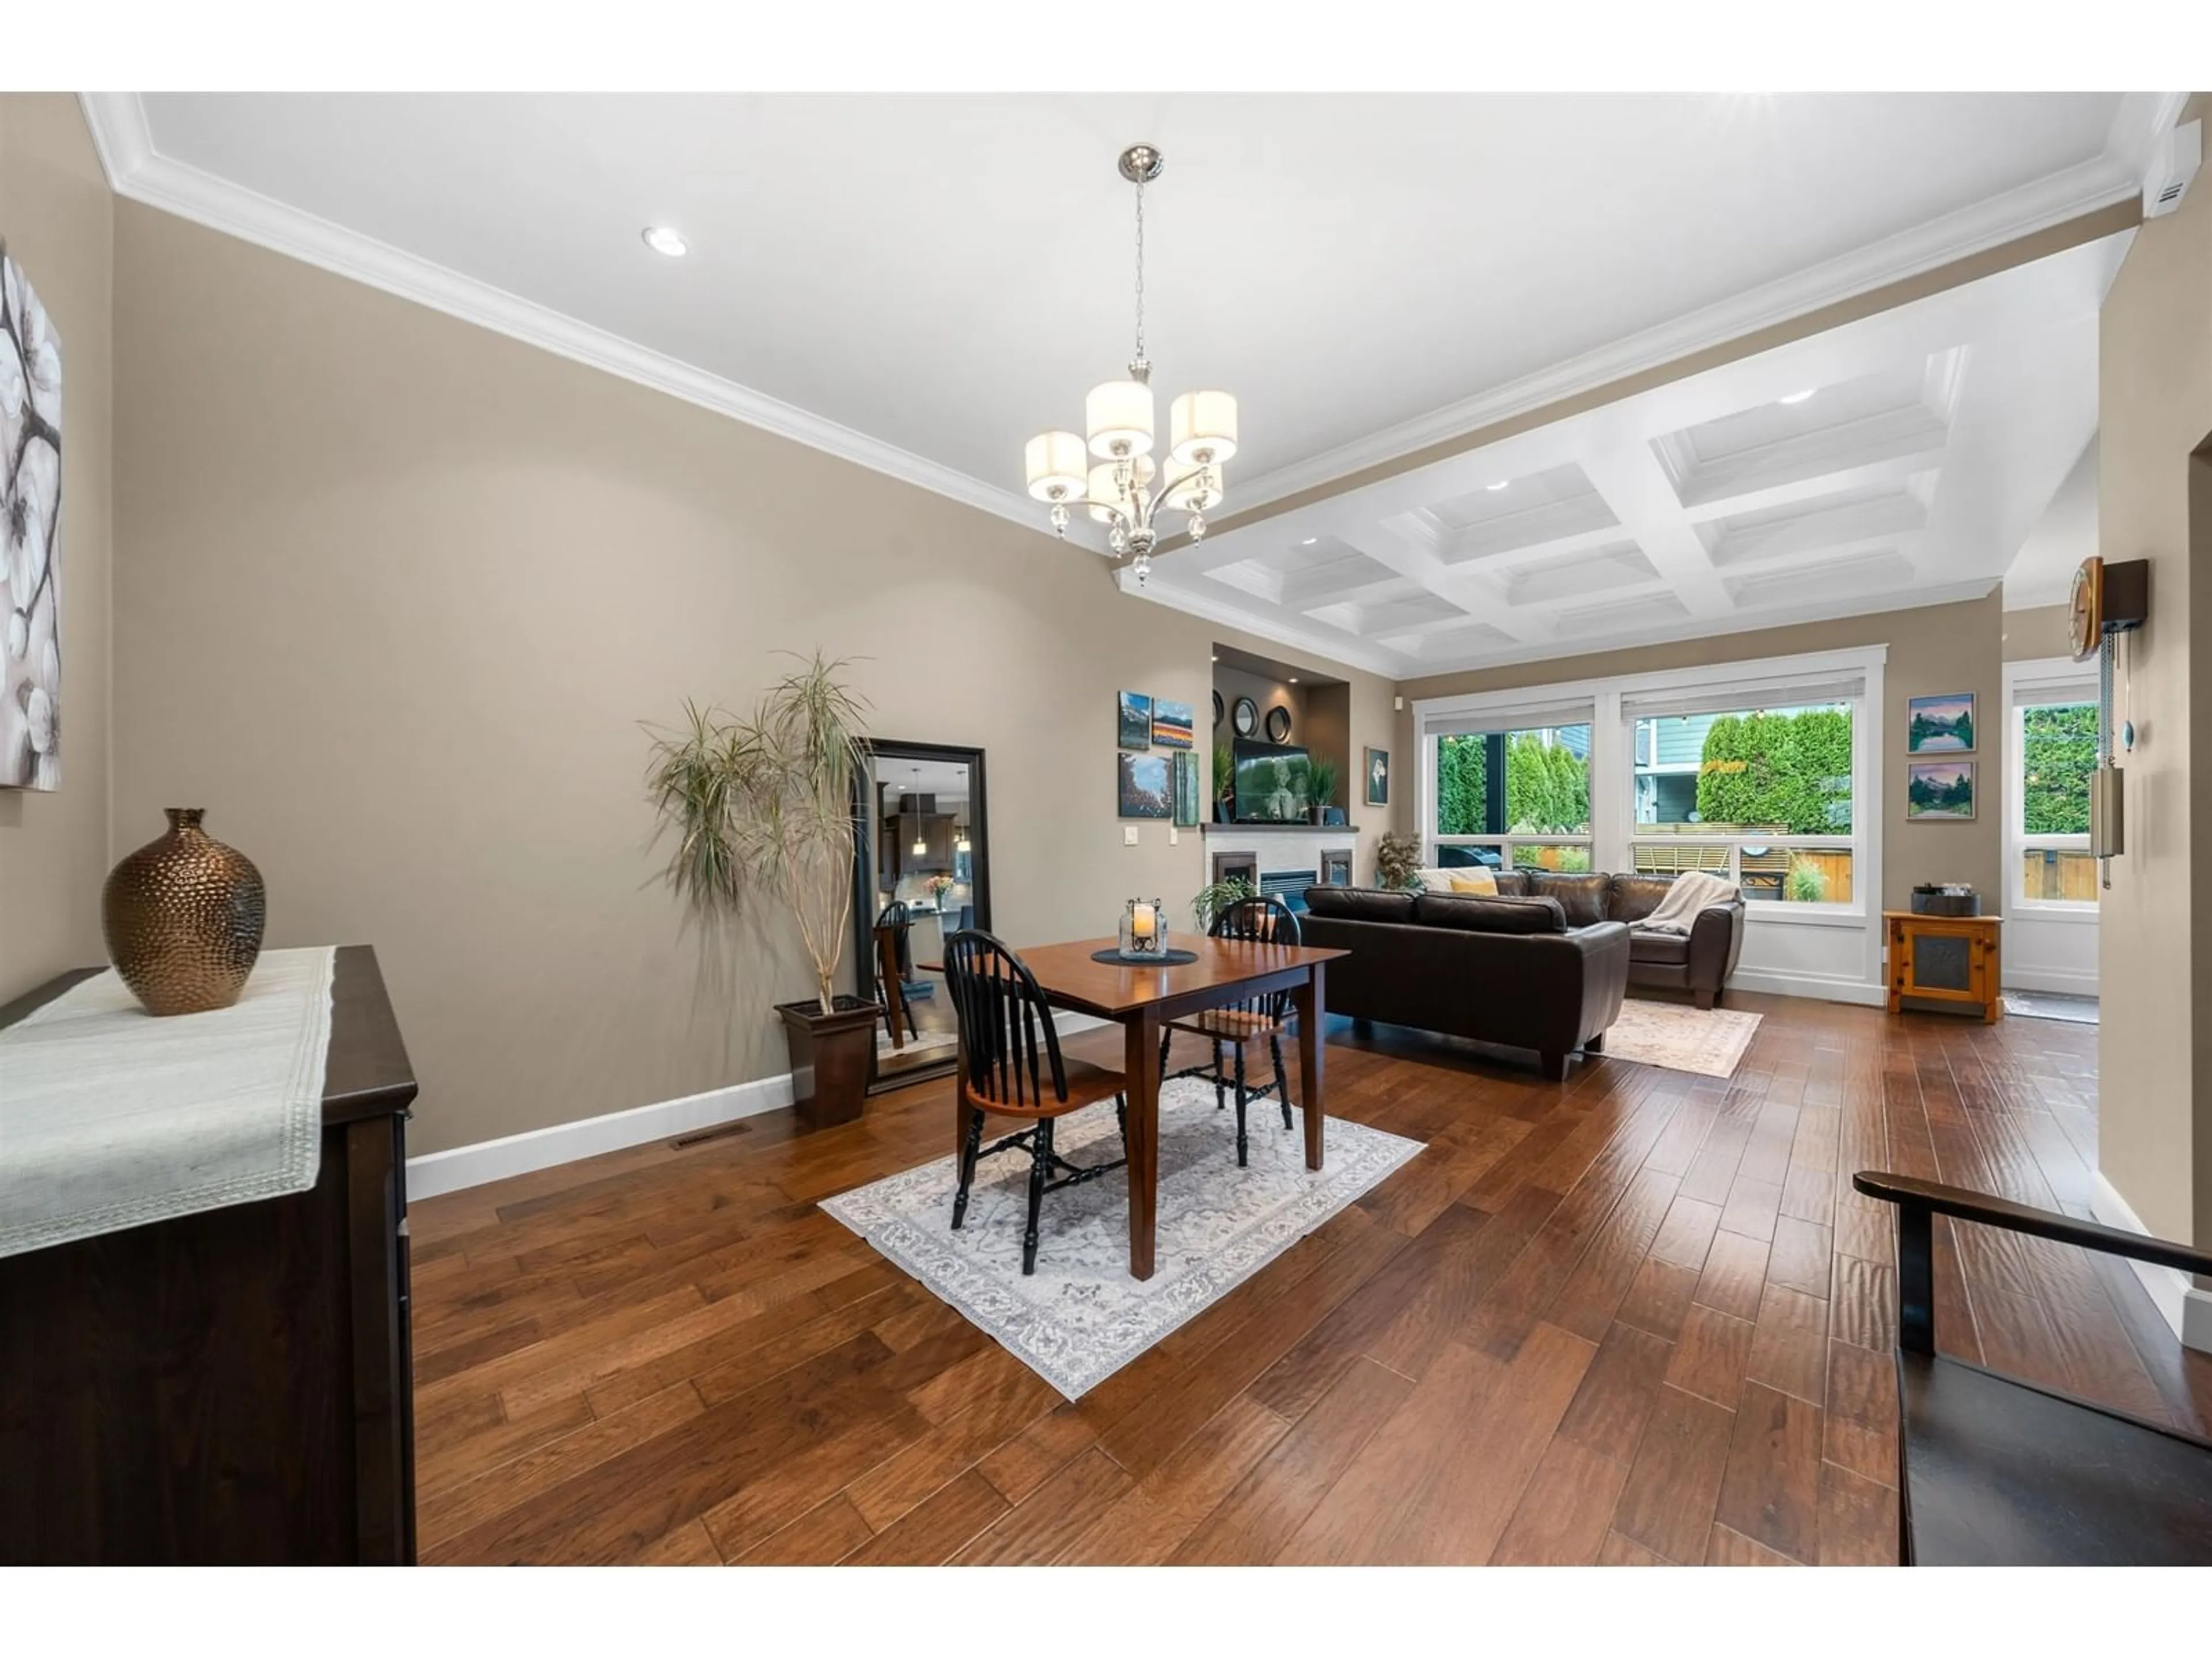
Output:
1433 721 1593 873
2013 696 2096 908
1415 648 1878 927
1627 700 1855 905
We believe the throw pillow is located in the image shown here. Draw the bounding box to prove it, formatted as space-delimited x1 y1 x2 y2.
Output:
1448 869 1499 896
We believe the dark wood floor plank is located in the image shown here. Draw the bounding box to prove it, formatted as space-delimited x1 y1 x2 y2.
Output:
1611 1384 1736 1564
403 998 2127 1567
1714 1381 1824 1565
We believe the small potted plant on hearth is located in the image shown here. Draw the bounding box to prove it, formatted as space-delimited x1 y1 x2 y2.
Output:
646 650 879 1132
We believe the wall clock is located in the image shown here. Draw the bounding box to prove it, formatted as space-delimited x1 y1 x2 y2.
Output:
1232 696 1257 737
1265 704 1292 743
2067 556 2104 661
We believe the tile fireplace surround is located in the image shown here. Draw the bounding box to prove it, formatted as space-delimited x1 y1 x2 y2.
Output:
1205 824 1362 896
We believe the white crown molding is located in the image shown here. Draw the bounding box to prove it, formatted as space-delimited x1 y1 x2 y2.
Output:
77 92 1060 542
1225 107 2183 516
1114 566 1408 677
78 92 2188 561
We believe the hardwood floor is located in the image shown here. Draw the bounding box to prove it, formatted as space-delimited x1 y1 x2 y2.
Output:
407 993 2211 1565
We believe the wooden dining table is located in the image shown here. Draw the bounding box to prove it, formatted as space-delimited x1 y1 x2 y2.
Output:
1006 934 1348 1281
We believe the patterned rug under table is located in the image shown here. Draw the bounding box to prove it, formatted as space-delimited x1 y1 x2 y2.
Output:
821 1077 1424 1400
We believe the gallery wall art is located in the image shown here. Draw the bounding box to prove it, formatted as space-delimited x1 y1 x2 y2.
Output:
1152 699 1194 751
1907 693 1975 755
1118 751 1171 819
1906 759 1976 820
1 241 63 791
1365 746 1390 808
1117 690 1152 750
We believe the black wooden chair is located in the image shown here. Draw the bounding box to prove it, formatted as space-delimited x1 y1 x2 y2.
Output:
872 901 918 1050
1159 895 1300 1166
1853 1170 2212 1565
942 930 1130 1275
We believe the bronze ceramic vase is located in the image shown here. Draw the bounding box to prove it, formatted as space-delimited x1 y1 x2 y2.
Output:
101 808 268 1016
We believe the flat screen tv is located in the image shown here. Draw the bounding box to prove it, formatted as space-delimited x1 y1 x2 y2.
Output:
1232 740 1309 823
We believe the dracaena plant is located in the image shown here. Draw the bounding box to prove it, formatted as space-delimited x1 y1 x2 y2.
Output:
646 650 870 1014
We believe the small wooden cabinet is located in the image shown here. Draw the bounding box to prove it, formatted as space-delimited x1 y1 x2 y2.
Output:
1884 911 2003 1022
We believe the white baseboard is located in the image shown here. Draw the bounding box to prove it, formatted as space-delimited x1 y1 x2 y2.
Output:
406 1009 1111 1200
1725 969 1887 1007
2001 967 2100 996
2089 1171 2212 1353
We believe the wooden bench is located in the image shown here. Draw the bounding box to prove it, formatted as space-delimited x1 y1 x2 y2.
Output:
1853 1171 2212 1565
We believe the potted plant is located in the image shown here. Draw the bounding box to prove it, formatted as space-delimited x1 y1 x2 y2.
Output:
1192 875 1258 931
1376 830 1423 891
1213 738 1235 823
646 651 878 1132
1305 757 1339 825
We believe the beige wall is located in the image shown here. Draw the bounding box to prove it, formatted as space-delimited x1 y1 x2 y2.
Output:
0 94 112 1003
1396 592 2006 912
2001 604 2074 662
109 203 1395 1156
2096 94 2212 1247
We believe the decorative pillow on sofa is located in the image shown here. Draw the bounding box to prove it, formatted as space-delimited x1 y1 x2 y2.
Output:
1447 869 1499 896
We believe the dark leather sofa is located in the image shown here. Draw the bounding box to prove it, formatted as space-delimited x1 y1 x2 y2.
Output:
1487 870 1745 1009
1299 887 1630 1081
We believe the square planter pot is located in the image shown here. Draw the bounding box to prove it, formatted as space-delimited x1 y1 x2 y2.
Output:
777 996 882 1131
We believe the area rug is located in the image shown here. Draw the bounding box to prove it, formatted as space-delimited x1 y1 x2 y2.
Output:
2001 990 2099 1025
820 1078 1423 1400
1601 997 1764 1079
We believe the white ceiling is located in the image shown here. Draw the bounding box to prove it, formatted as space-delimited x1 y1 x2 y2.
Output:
81 92 2176 674
1128 235 2122 675
2005 434 2099 609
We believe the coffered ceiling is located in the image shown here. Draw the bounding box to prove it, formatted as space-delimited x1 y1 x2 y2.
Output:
1126 235 2121 674
79 92 2176 671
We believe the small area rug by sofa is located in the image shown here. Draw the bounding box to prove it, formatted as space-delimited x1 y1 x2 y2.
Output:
1601 997 1763 1079
821 1078 1423 1399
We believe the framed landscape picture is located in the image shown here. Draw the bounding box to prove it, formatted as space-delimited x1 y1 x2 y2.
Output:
1906 759 1976 820
1118 751 1171 819
1152 698 1194 750
1117 690 1152 750
1365 746 1389 807
1907 692 1975 754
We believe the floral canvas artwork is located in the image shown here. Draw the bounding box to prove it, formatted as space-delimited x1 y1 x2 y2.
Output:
1 243 62 791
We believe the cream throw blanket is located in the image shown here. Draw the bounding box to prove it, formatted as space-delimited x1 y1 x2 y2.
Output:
1631 870 1739 935
0 947 335 1259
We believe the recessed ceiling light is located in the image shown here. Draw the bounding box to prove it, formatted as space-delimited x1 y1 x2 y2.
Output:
1778 388 1816 404
1300 537 1317 546
1210 656 1218 662
1486 480 1509 491
641 226 689 258
1288 676 1299 684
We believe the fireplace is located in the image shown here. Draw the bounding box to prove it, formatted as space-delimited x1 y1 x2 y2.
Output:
1319 847 1353 886
1259 868 1319 903
1211 849 1258 887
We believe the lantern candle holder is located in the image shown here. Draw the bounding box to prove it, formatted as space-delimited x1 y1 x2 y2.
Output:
1118 897 1168 961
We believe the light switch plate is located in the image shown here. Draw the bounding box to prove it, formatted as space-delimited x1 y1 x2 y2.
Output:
1124 825 1139 846
1169 827 1180 846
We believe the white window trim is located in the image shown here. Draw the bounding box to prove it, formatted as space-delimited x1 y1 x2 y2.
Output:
1414 647 1885 981
2003 656 2100 920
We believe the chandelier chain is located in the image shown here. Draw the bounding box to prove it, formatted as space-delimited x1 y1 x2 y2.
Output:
1132 175 1145 367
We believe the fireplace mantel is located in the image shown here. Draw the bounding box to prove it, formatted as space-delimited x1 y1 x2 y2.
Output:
1202 821 1362 834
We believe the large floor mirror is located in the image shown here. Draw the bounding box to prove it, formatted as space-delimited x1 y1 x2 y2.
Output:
851 739 991 1093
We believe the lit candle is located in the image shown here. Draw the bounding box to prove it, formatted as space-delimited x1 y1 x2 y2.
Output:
1131 901 1156 944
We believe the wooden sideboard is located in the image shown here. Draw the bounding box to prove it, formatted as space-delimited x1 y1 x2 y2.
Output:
0 945 420 1564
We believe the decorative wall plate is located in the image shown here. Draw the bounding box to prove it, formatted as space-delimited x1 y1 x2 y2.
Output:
1232 696 1257 737
1265 705 1292 743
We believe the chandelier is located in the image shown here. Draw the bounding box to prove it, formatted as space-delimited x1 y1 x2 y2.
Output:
1023 144 1237 587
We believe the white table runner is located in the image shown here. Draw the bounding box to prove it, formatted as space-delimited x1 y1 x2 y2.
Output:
0 946 336 1258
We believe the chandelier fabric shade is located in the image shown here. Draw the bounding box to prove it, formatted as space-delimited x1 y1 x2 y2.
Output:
1025 430 1088 502
1085 379 1156 459
1169 391 1238 467
1024 143 1233 584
